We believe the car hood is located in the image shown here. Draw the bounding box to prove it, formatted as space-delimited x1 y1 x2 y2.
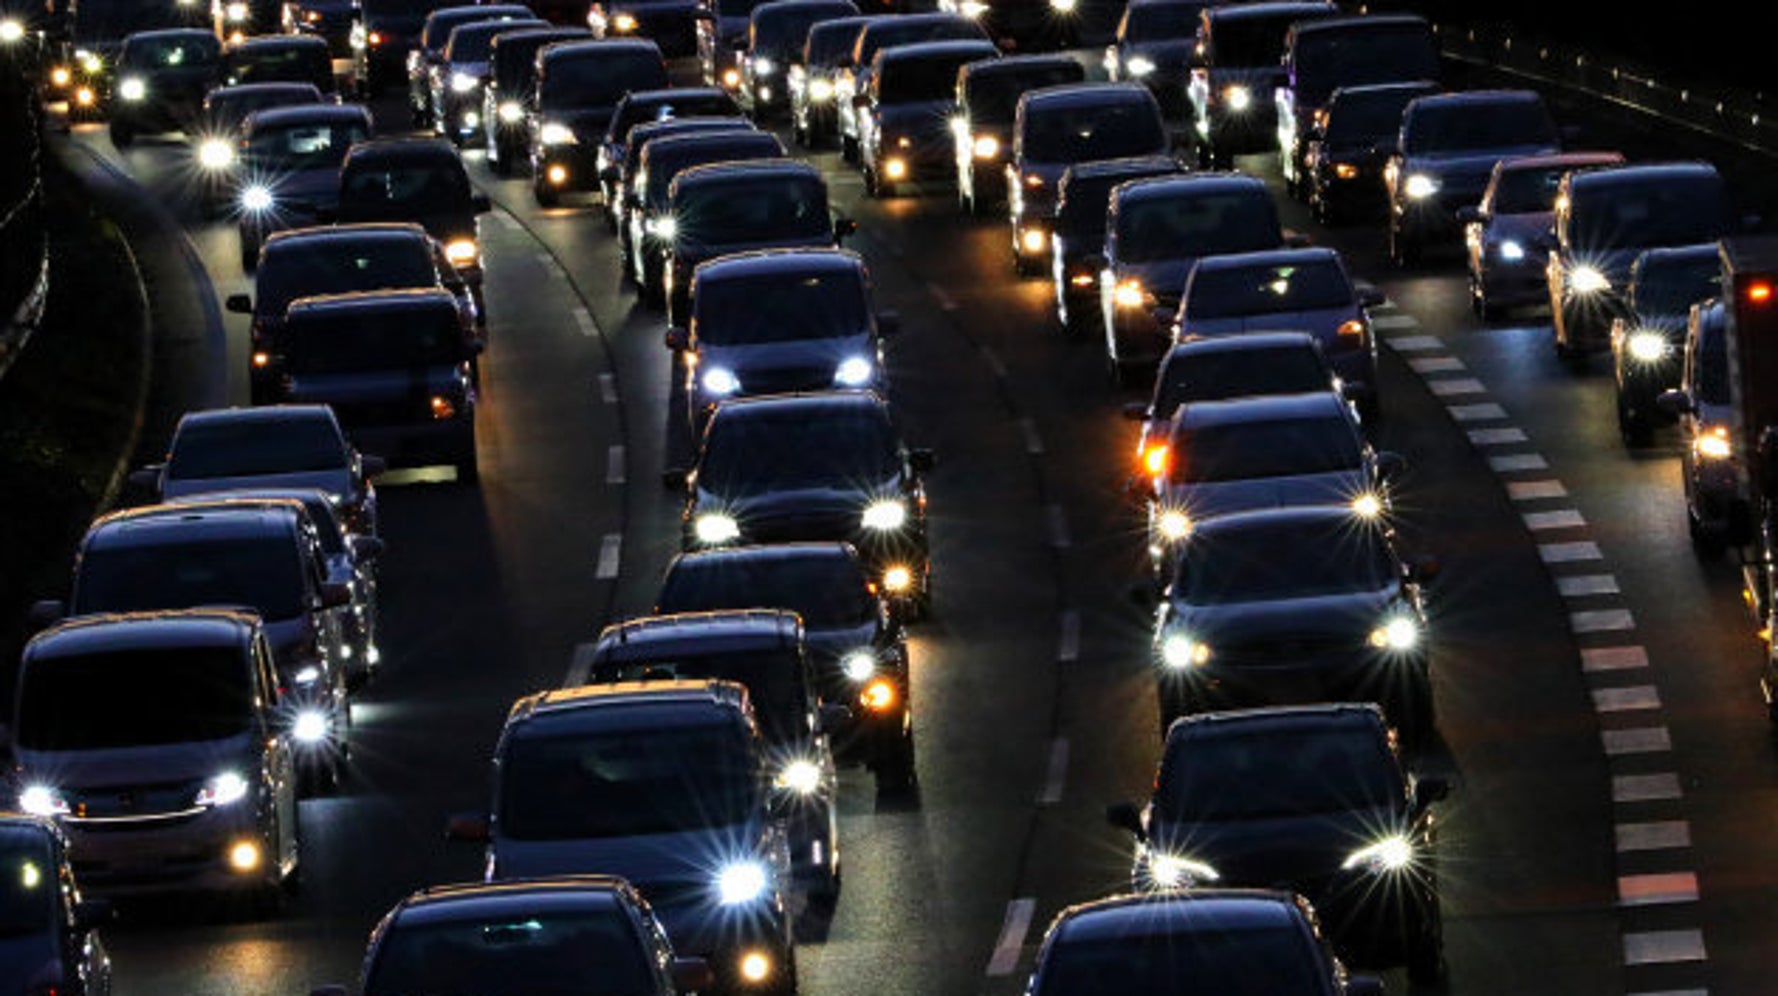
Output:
15 734 256 795
701 333 871 379
702 485 882 523
1162 466 1369 520
878 100 952 136
1151 805 1401 886
802 618 881 666
269 167 344 206
546 105 619 142
491 824 762 886
163 467 354 504
1168 587 1399 646
448 59 491 78
1117 257 1195 301
1183 305 1354 339
1205 65 1284 92
285 366 464 404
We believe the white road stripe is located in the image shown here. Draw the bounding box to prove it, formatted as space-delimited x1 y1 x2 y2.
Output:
982 346 1008 378
606 445 625 485
596 533 621 580
1372 313 1419 331
1583 646 1650 672
1618 872 1699 907
1057 610 1080 663
1427 377 1486 396
1388 334 1444 352
1508 479 1568 500
1448 402 1508 422
1037 738 1069 805
1593 686 1661 713
1613 773 1683 803
1622 929 1707 965
598 373 618 404
1617 820 1691 852
927 282 958 311
1409 356 1467 374
1558 574 1621 596
1489 453 1550 472
1572 608 1636 633
1524 509 1586 530
1047 504 1070 548
986 898 1037 976
572 306 598 338
1021 418 1045 455
1470 427 1530 445
1603 726 1672 754
1539 541 1602 563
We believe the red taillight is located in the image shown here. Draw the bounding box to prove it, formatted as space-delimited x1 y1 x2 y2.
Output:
1338 319 1367 341
1142 445 1169 477
367 30 383 45
1748 280 1774 305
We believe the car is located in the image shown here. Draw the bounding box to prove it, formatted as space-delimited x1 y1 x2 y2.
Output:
598 86 746 222
0 816 113 996
1659 299 1746 553
1174 247 1385 415
1611 244 1722 445
189 81 326 208
1185 1 1338 170
351 0 444 94
446 680 799 996
483 26 591 175
1093 172 1290 385
334 138 493 309
212 0 281 42
789 15 880 148
1026 891 1383 996
270 289 482 481
936 0 1076 52
699 0 774 95
582 611 843 903
1302 80 1438 225
856 39 999 197
220 33 335 93
1048 154 1182 334
629 128 782 297
1123 331 1349 481
738 0 859 119
951 54 1083 217
659 160 855 326
310 877 713 996
526 38 670 207
1146 505 1435 737
587 0 701 59
835 13 988 164
672 390 933 613
1008 82 1169 276
616 117 758 264
283 0 361 67
1384 89 1561 266
226 223 482 403
1275 13 1438 196
655 542 916 790
433 16 547 146
1103 0 1207 121
667 248 893 433
1458 151 1626 319
233 102 375 271
1548 161 1734 362
106 27 221 148
134 404 383 537
1106 704 1448 982
408 4 532 127
12 611 303 902
47 0 213 123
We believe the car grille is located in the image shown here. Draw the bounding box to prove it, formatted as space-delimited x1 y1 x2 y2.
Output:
68 779 201 820
742 508 860 544
1212 634 1361 666
740 365 834 395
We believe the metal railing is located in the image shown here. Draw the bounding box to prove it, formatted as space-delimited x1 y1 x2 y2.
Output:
0 37 48 383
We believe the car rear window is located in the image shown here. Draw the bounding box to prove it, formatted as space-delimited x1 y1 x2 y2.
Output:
1154 345 1331 414
1403 98 1556 155
284 308 465 374
1183 259 1352 319
695 267 868 344
168 416 347 478
366 908 655 996
1115 189 1281 264
1023 97 1166 164
259 239 439 315
673 176 829 245
1169 413 1361 483
74 535 309 620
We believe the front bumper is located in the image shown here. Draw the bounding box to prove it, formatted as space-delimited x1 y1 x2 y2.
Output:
63 806 271 896
535 144 601 192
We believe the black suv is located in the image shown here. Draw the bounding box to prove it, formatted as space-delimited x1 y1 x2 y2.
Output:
952 54 1084 217
484 26 591 174
1610 243 1722 445
527 38 671 206
334 138 493 310
107 27 221 147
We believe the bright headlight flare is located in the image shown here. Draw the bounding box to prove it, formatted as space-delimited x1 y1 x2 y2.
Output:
860 677 897 711
1333 162 1359 180
497 100 524 124
721 67 741 89
78 51 102 73
611 11 638 31
881 564 913 593
1049 0 1077 11
1627 330 1670 363
1114 278 1147 310
861 499 907 531
753 56 775 76
883 157 908 181
197 137 236 170
645 216 676 240
715 860 769 905
0 19 25 43
1155 508 1191 541
1351 492 1384 519
840 650 875 681
450 71 477 93
810 77 833 102
74 86 96 107
835 355 874 386
1020 227 1047 254
240 184 274 212
1220 84 1250 111
546 163 568 186
1696 425 1732 460
1367 616 1420 651
430 394 456 420
118 76 147 101
293 664 321 684
1569 265 1609 294
774 758 822 794
540 121 576 146
225 1 249 21
1159 633 1209 670
227 839 263 873
50 66 71 86
444 238 478 266
292 709 331 744
971 134 999 159
1402 173 1437 200
1342 834 1414 873
738 951 773 983
701 366 740 395
195 771 250 807
1141 444 1169 478
695 512 741 545
1147 851 1219 888
959 0 987 16
18 785 68 817
1497 239 1525 262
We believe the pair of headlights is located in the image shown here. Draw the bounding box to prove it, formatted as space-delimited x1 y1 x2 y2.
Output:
695 498 907 545
1145 834 1413 887
698 357 874 397
21 770 255 817
1158 615 1421 669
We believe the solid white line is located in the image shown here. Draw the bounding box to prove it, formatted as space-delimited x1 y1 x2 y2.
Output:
1572 608 1636 633
1613 773 1683 804
1583 646 1650 672
607 445 625 485
982 346 1008 378
1448 402 1508 422
1622 929 1707 965
1558 574 1621 597
927 282 958 312
1592 686 1661 713
1617 820 1691 852
1038 738 1069 805
987 898 1037 976
596 533 621 580
1489 453 1550 472
1618 872 1699 907
1388 334 1444 352
1047 504 1070 548
572 306 598 338
598 373 618 404
1372 313 1419 331
1524 509 1586 530
564 641 598 686
1427 377 1486 396
1508 479 1569 501
1470 427 1530 445
1603 726 1672 755
1057 610 1080 663
1021 417 1045 455
1409 356 1466 374
1539 541 1603 563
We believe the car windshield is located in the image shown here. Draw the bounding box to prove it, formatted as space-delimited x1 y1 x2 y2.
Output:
1490 164 1567 214
448 22 535 63
259 240 439 315
1115 192 1281 264
1158 725 1402 820
966 64 1083 122
1404 99 1556 154
1034 924 1327 995
0 829 55 938
243 119 368 173
1024 100 1166 165
121 34 218 69
695 269 868 344
1320 88 1422 145
17 646 253 750
658 555 876 627
1175 519 1394 601
1697 312 1729 405
1169 414 1361 483
644 137 782 203
75 0 195 44
1122 2 1203 42
1209 12 1306 65
700 407 899 495
205 88 322 133
1184 260 1352 319
499 721 757 839
74 535 308 620
1154 346 1330 415
365 909 654 996
541 51 667 109
752 8 835 56
806 21 864 66
1636 255 1721 316
340 161 471 217
587 651 805 743
1569 177 1726 250
285 311 465 375
674 177 829 246
877 51 979 104
859 19 981 65
168 416 346 478
1292 24 1438 105
226 46 329 86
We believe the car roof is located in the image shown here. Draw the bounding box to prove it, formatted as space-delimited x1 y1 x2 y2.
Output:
26 609 262 661
507 679 753 729
961 53 1078 80
544 38 661 62
623 86 731 107
1637 243 1721 267
1023 81 1153 110
448 17 547 43
126 28 217 43
1565 161 1722 191
594 609 803 659
1167 330 1321 358
264 222 432 252
645 129 779 160
876 38 999 64
495 26 592 45
668 541 859 572
1496 151 1625 173
1187 502 1379 541
710 389 887 423
1327 80 1439 103
246 103 373 130
1062 155 1182 185
429 5 532 27
1409 88 1542 112
208 81 324 99
672 157 821 189
696 247 864 283
1114 171 1267 204
1289 11 1426 36
394 877 640 924
1204 1 1334 23
755 0 860 17
811 15 879 36
1175 390 1349 429
87 501 305 548
177 404 337 431
343 137 464 165
232 34 329 51
632 117 751 142
284 286 462 320
1052 890 1309 942
1190 246 1342 274
1167 702 1389 744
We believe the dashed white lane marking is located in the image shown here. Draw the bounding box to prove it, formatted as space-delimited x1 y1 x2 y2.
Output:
564 642 596 686
1573 608 1637 633
572 306 597 338
1372 313 1419 331
1614 773 1683 804
1428 377 1487 396
1037 738 1069 805
1448 402 1508 421
1558 574 1621 597
1020 418 1045 455
1617 820 1692 852
596 533 621 580
1603 726 1673 754
1047 504 1070 549
1388 334 1444 352
1524 509 1587 531
986 898 1037 976
1584 646 1650 672
1057 610 1080 663
606 445 626 485
927 282 958 312
598 372 618 404
1489 452 1550 472
1619 872 1700 907
1508 479 1569 500
1593 685 1662 713
1409 356 1467 374
1469 426 1530 446
1622 929 1707 965
1540 541 1603 563
982 346 1008 378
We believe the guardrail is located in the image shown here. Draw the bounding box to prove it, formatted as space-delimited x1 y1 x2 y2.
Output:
0 38 48 383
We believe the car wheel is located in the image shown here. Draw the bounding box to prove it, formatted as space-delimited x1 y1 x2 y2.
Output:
109 121 133 148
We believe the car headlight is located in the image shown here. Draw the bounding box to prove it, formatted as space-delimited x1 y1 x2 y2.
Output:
1342 834 1414 873
1114 278 1148 310
1159 633 1210 670
540 121 576 146
774 758 822 794
497 100 524 124
1569 265 1610 294
810 78 833 102
1221 84 1250 111
444 238 478 267
835 355 874 386
293 664 321 685
240 184 275 212
194 771 251 807
1125 55 1155 78
225 1 249 21
450 71 477 93
1403 173 1438 200
118 76 147 101
1368 615 1420 651
715 860 769 905
1696 426 1732 460
18 785 69 817
959 0 987 16
1155 508 1191 541
721 67 741 88
1147 851 1219 888
611 12 637 32
862 499 907 531
971 134 999 159
50 65 71 86
292 709 331 744
881 564 913 593
1626 330 1671 363
645 215 676 240
78 51 102 73
1497 239 1525 262
0 19 25 43
701 366 740 395
695 512 741 545
1049 0 1077 11
840 650 876 682
197 137 236 170
753 57 775 76
1350 492 1384 519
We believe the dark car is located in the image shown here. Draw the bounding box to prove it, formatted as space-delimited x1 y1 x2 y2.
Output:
335 138 492 300
655 542 915 790
284 0 361 62
221 33 334 92
583 611 841 903
408 3 531 126
856 38 1000 197
0 817 112 996
1459 151 1626 319
667 248 892 432
789 15 880 148
272 289 481 481
354 0 470 94
836 13 989 163
1148 505 1436 738
107 28 221 147
629 128 783 299
1185 1 1337 169
952 54 1083 217
49 0 210 121
1108 704 1448 983
1104 0 1209 121
616 117 758 264
1548 161 1732 362
433 16 547 146
937 0 1076 52
228 223 482 402
447 681 799 996
190 81 326 205
659 160 854 326
738 0 857 120
234 102 375 271
483 25 590 174
1611 244 1721 445
598 86 745 221
312 877 711 996
588 0 701 59
698 0 777 96
1303 80 1438 225
1048 154 1182 334
1664 299 1742 553
1026 890 1382 996
527 38 670 206
673 390 933 613
1008 82 1168 276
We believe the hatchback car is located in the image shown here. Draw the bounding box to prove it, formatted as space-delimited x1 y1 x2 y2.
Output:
1048 155 1183 334
106 28 221 147
1660 300 1746 554
790 15 880 148
1103 0 1206 121
1458 150 1625 319
617 118 759 265
1107 703 1447 982
856 38 999 197
836 13 988 163
409 4 533 127
434 16 548 146
483 26 592 174
599 86 746 222
630 128 784 299
335 138 492 306
1185 1 1337 169
527 38 671 206
0 816 113 996
1302 80 1437 225
951 54 1083 217
739 0 858 118
221 33 335 92
190 81 326 209
587 0 701 58
234 102 375 271
1611 244 1721 445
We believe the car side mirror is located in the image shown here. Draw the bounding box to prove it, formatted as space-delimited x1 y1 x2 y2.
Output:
1356 285 1386 309
225 293 253 314
27 599 67 629
908 448 934 474
1374 450 1406 482
1105 801 1145 839
875 309 900 336
472 192 492 214
360 454 387 478
1121 402 1147 421
349 535 385 561
1454 205 1481 225
72 899 115 931
1407 554 1441 584
670 958 716 993
662 467 689 490
817 702 851 736
444 811 491 842
834 216 857 241
1348 976 1384 996
1281 229 1311 249
319 581 352 608
1656 389 1696 417
664 325 690 350
1414 775 1450 806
